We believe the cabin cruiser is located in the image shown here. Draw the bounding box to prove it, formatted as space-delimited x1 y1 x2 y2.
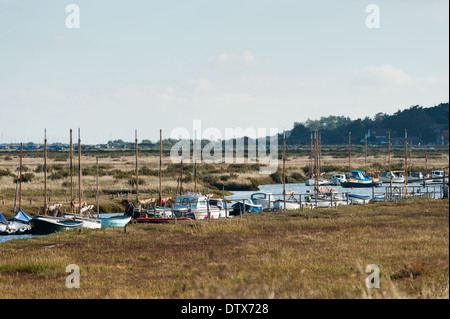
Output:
305 178 330 186
378 171 405 183
341 170 382 188
427 170 448 183
173 193 228 220
329 174 347 186
408 172 432 183
249 192 274 210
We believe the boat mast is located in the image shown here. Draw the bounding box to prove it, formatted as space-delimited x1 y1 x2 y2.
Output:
348 132 351 171
19 142 23 210
365 134 368 174
44 129 48 215
70 129 74 214
309 132 313 179
282 130 286 210
159 129 163 204
178 159 183 196
96 157 99 219
315 130 319 193
78 128 82 216
135 129 139 207
194 130 197 193
405 129 408 190
388 133 391 171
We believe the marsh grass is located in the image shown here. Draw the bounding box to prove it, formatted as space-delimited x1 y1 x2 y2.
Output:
0 199 448 299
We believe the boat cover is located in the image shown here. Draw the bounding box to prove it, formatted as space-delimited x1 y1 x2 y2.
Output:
0 212 9 225
12 209 31 223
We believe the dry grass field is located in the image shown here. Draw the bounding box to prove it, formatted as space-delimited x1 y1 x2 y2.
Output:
0 199 448 299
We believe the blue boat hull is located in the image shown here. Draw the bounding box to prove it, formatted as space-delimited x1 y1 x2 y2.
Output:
99 215 131 227
341 181 381 188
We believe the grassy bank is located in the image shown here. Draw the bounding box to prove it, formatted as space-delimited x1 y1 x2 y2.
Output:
0 199 448 299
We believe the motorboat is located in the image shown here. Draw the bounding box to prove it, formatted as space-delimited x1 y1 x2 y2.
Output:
347 194 371 205
408 172 432 183
230 199 262 216
341 170 382 188
305 178 330 186
250 192 274 210
329 174 347 186
428 170 448 183
173 193 228 220
378 171 405 183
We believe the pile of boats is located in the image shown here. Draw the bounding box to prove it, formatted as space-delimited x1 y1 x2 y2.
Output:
1 205 132 236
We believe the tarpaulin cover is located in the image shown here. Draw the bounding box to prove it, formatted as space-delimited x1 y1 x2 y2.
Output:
0 213 9 225
12 209 31 223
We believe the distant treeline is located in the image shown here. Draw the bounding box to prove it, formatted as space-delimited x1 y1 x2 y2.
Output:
286 103 449 145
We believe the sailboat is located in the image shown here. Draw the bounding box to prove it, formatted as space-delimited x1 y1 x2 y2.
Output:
63 129 101 229
30 130 83 235
4 143 32 234
135 129 192 222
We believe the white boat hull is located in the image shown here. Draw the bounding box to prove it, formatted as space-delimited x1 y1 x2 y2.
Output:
273 201 302 210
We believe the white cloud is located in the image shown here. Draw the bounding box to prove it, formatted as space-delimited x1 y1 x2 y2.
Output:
209 50 257 66
354 64 449 93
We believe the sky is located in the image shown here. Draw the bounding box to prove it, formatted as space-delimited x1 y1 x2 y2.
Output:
0 0 448 144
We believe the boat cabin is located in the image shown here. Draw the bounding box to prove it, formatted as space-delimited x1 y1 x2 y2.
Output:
250 192 274 209
347 170 371 182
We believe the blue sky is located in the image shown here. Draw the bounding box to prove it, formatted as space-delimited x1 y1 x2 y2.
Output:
0 0 448 144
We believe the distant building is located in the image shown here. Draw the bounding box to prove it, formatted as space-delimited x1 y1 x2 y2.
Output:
367 129 392 144
367 129 392 139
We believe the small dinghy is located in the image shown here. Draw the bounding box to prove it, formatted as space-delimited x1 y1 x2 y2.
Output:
99 214 131 227
347 194 371 205
30 216 83 235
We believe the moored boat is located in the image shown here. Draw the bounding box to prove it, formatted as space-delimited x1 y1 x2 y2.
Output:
347 194 371 205
378 171 405 183
329 174 347 186
173 194 228 220
30 215 83 235
98 214 131 227
341 170 382 188
7 209 32 234
230 200 263 216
